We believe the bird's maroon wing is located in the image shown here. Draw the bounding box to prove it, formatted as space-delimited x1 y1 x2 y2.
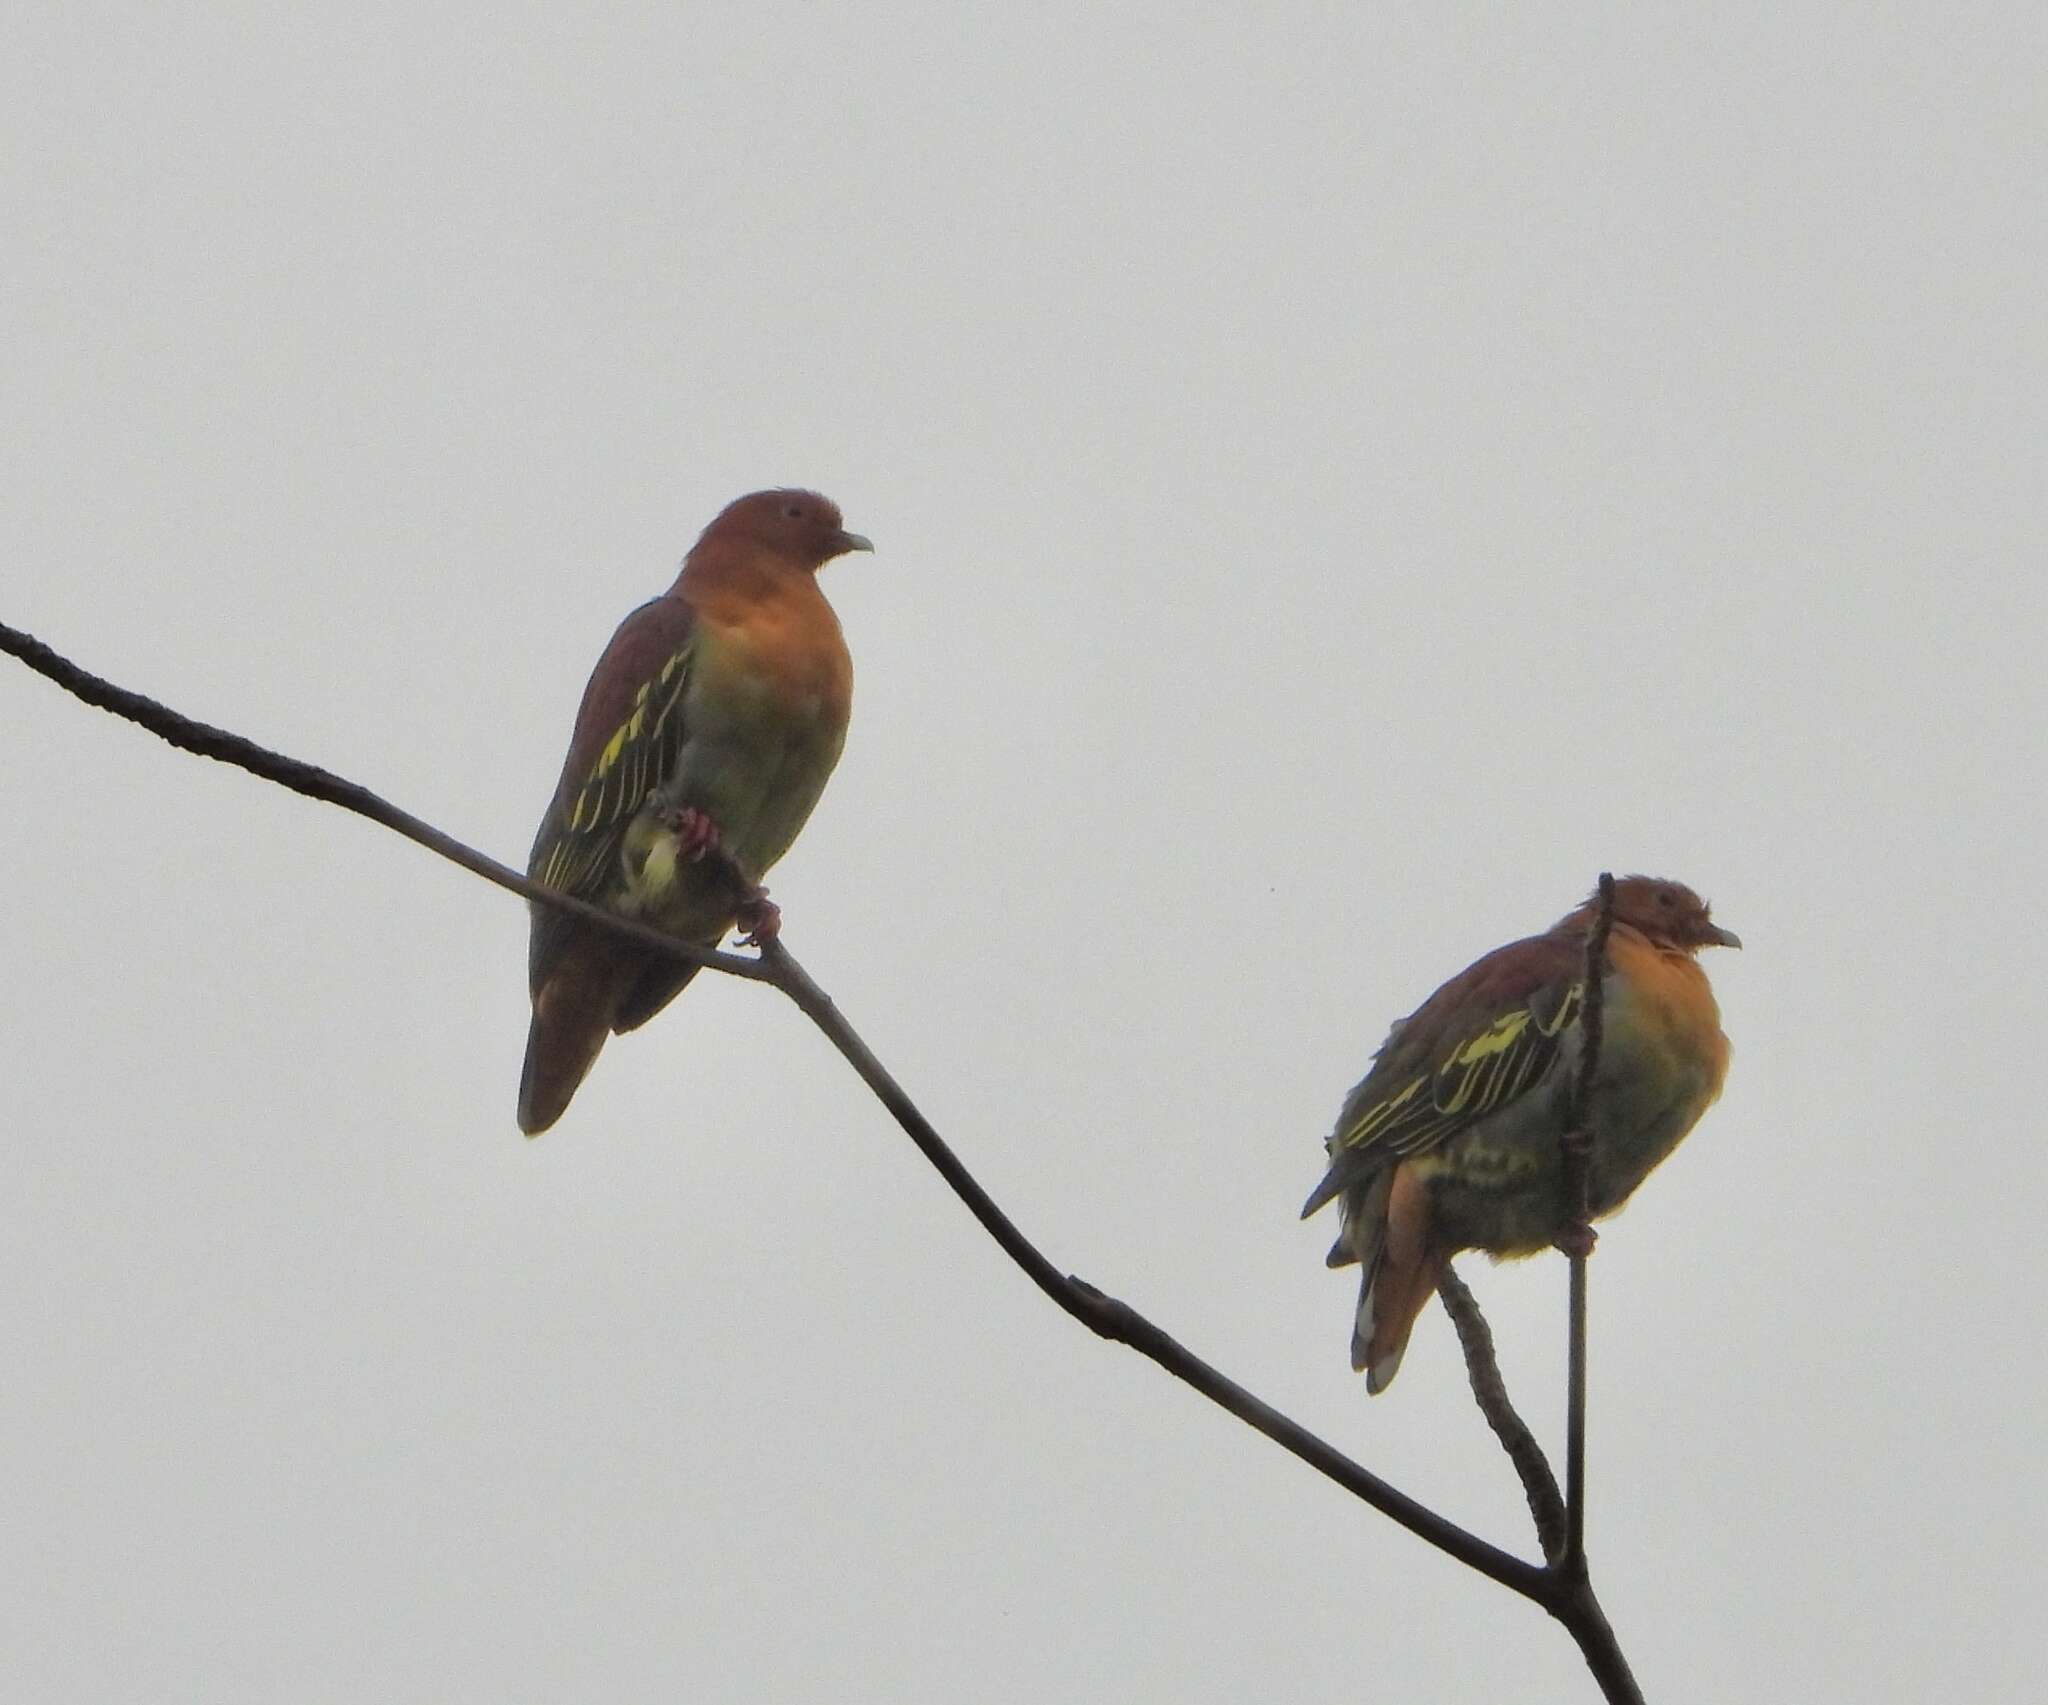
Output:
525 595 698 993
1302 930 1586 1216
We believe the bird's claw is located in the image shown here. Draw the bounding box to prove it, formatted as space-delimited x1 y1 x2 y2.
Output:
660 804 722 863
653 805 777 944
1553 1222 1598 1260
735 888 781 948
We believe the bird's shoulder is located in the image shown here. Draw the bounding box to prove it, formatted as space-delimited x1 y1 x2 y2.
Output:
1371 930 1587 1082
555 595 698 805
1324 929 1587 1158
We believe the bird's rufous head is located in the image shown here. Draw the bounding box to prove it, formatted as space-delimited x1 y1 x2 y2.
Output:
1562 875 1741 953
699 489 873 571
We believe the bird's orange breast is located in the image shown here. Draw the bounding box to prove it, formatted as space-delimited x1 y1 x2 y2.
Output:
691 575 853 728
1606 930 1731 1096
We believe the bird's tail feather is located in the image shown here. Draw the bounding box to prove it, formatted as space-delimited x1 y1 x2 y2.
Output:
612 957 702 1035
1327 1170 1389 1270
1354 1250 1444 1393
518 949 621 1136
1345 1166 1441 1393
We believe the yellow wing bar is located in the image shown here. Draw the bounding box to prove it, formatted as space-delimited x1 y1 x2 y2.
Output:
1336 980 1584 1158
532 646 694 901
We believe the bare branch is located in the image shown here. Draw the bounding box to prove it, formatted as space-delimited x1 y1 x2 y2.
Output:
1439 1262 1566 1564
0 621 775 984
1555 1575 1647 1705
1560 871 1617 1573
4 620 1647 1700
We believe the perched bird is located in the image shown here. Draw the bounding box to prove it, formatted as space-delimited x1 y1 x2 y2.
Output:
1302 876 1738 1393
518 489 870 1135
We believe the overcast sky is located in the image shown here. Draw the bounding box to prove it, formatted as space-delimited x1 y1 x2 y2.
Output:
5 6 2045 1701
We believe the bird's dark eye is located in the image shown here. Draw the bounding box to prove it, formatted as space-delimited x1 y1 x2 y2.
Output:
784 503 803 519
1658 889 1677 907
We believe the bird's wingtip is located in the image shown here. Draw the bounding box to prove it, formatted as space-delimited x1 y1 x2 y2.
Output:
1300 1174 1341 1219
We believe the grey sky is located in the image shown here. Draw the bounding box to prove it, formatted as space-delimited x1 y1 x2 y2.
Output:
5 5 2044 1700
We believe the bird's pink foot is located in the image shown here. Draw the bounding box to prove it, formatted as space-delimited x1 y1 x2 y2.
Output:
660 804 723 862
735 887 781 948
1553 1222 1599 1260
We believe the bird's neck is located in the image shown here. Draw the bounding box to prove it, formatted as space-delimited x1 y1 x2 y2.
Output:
676 542 814 610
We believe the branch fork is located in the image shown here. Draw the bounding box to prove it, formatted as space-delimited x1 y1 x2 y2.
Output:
2 621 1645 1703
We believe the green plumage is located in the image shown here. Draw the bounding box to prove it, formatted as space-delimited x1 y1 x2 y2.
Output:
518 488 864 1136
1301 877 1738 1391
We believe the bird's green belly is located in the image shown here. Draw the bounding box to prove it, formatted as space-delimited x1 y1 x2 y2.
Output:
1426 1063 1713 1258
711 723 841 875
619 706 844 939
1426 1138 1568 1257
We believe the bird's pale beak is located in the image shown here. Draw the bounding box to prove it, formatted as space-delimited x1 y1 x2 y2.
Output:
1703 923 1742 950
833 530 874 556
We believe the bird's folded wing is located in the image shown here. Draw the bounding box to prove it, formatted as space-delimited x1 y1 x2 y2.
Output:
529 599 699 903
525 599 700 1000
1302 933 1585 1217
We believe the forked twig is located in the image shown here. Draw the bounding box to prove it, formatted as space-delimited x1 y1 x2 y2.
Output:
3 620 1645 1702
1438 1262 1566 1563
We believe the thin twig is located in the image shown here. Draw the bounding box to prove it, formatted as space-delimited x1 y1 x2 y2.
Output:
1438 1262 1566 1563
4 620 1647 1700
0 622 775 984
743 932 1540 1590
1559 871 1616 1574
